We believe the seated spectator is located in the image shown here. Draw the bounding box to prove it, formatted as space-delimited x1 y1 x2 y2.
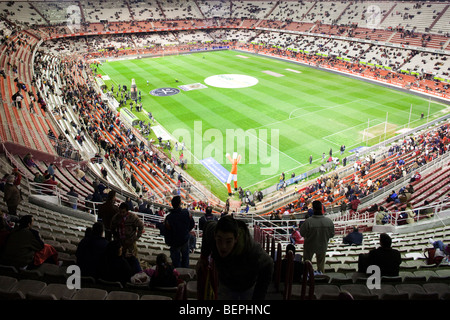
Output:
156 207 165 217
418 200 434 218
147 253 180 289
428 238 450 264
343 227 363 245
241 203 250 213
397 210 408 225
386 190 400 203
33 172 44 184
358 233 401 277
409 171 421 183
375 207 391 225
280 244 304 283
289 224 303 245
23 153 36 168
97 240 136 285
43 174 59 194
0 174 8 192
0 215 12 254
141 202 153 215
405 184 414 194
75 222 108 278
1 215 59 269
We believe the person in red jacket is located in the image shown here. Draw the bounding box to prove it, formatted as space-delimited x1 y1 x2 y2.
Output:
350 196 361 212
43 174 59 195
290 223 303 244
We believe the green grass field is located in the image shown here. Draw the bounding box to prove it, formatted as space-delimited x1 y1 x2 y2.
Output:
95 50 449 200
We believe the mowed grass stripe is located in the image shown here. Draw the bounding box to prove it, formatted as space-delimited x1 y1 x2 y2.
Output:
150 56 304 130
142 57 287 131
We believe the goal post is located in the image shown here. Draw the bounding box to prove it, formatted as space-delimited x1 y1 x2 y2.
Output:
362 120 397 146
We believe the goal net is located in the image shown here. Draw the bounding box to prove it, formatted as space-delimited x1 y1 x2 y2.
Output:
361 121 397 145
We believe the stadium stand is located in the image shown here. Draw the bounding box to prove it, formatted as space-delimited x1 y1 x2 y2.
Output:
0 0 449 301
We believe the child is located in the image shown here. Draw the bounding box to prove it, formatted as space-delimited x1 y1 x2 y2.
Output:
147 253 180 288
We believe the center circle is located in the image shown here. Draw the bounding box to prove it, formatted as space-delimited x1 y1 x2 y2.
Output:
204 74 258 89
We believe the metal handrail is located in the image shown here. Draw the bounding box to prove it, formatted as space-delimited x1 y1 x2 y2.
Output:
28 181 165 226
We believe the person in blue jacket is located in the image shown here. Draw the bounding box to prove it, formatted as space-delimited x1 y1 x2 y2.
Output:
343 226 363 245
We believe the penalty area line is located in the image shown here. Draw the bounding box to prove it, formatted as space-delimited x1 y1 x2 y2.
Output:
253 99 365 130
245 130 303 167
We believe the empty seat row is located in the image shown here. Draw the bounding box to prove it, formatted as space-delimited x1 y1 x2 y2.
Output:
291 282 450 300
0 274 194 300
0 277 173 300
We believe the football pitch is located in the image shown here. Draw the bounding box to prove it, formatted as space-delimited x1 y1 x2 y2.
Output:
95 50 449 200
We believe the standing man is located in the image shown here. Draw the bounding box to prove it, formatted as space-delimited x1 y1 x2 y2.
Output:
3 175 21 217
67 186 79 210
300 200 335 273
111 202 144 258
47 163 55 180
164 196 195 268
226 152 241 196
97 190 119 241
309 155 313 164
